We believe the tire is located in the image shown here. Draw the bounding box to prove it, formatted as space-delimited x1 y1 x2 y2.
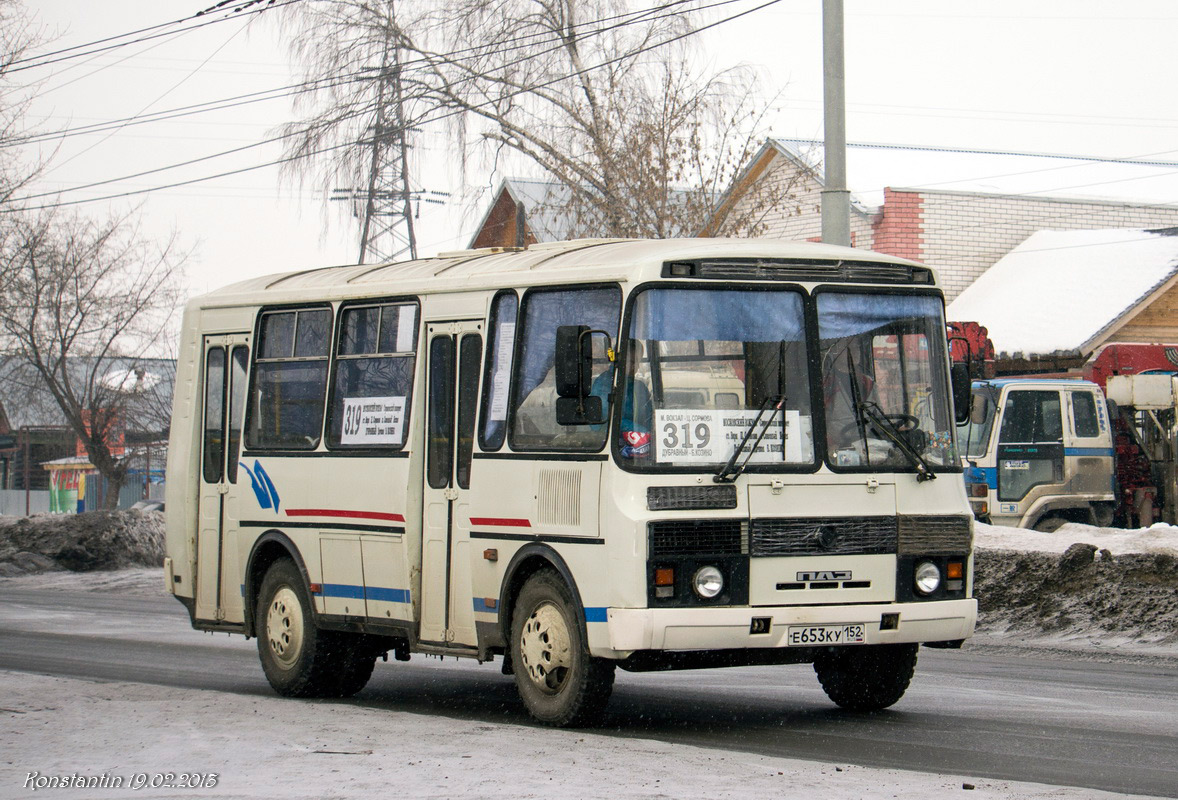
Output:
330 638 378 698
813 643 918 711
1033 515 1066 532
256 558 350 698
510 569 615 727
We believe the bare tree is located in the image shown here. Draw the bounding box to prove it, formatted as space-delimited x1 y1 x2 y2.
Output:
276 0 802 242
0 209 185 507
0 0 47 203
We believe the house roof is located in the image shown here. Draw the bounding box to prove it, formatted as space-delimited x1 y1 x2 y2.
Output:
467 179 579 248
0 356 177 431
699 139 875 236
470 177 711 246
946 228 1178 357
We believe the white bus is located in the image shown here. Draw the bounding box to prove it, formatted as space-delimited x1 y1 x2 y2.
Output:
164 238 977 726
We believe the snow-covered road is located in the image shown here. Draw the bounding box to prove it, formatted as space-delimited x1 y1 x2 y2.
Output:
0 667 1164 800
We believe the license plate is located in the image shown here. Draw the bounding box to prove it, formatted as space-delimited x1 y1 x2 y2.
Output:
787 624 866 646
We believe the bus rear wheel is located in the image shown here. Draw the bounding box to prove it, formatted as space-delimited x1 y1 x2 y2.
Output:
256 558 369 698
510 570 615 727
813 643 918 711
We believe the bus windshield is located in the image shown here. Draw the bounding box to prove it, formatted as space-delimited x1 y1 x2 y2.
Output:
619 286 814 468
817 292 959 471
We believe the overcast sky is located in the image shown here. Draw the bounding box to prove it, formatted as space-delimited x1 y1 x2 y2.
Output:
17 0 1178 298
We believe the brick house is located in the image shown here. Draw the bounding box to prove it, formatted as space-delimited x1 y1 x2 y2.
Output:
703 140 1178 300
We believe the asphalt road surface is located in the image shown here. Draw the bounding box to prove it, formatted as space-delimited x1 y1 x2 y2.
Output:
2 587 1176 797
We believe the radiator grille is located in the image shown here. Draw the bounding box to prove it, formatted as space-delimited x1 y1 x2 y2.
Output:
537 468 581 526
647 485 738 511
649 519 745 556
750 517 897 557
897 515 973 555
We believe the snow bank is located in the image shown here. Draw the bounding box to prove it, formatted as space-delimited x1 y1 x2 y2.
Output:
0 670 1151 800
975 520 1178 556
0 510 163 577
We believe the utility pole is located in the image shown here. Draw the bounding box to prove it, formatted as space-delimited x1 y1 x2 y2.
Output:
331 4 437 264
821 0 851 247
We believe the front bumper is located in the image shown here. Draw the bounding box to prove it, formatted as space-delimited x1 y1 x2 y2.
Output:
593 598 977 656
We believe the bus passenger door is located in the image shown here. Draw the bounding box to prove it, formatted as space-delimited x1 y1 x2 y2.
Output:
419 321 483 647
195 335 250 623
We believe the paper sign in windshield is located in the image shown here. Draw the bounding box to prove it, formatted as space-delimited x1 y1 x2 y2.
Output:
654 409 803 463
341 396 406 445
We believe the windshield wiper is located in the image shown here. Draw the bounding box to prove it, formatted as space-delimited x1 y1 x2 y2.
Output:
858 400 937 482
714 395 785 483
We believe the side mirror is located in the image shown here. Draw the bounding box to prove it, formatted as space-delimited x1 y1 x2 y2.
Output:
554 324 612 426
970 393 988 425
556 395 605 426
555 325 592 398
951 362 971 425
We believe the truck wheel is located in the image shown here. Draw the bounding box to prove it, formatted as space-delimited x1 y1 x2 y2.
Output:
1033 515 1066 532
813 643 918 711
510 569 615 727
256 558 343 698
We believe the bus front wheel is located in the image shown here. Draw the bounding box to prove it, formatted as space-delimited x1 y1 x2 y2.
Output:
256 558 371 698
813 643 918 711
510 570 615 727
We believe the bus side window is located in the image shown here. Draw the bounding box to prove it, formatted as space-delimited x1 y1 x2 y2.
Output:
226 345 248 482
509 285 622 451
327 300 419 449
247 307 332 450
478 290 517 452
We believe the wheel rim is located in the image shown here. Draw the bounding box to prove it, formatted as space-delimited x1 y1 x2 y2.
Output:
265 585 304 670
519 601 572 694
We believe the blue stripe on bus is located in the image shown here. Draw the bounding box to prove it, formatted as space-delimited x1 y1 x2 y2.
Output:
365 586 411 604
315 583 411 603
473 597 496 614
1064 447 1115 457
320 583 365 599
584 607 608 623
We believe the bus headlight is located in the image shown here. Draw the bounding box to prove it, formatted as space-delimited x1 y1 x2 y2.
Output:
692 566 724 599
914 561 941 595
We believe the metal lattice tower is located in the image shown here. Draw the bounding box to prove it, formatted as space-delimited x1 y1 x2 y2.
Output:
332 11 419 264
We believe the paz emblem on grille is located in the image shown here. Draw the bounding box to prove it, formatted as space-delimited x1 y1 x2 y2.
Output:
807 526 839 551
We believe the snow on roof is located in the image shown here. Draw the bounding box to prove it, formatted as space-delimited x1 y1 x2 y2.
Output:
946 228 1178 357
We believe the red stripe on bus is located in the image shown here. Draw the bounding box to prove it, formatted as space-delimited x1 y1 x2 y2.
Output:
285 509 406 523
469 517 532 528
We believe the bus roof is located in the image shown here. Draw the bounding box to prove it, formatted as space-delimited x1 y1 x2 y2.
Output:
192 238 931 309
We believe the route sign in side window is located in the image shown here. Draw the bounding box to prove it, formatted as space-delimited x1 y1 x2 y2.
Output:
479 291 518 452
328 301 419 449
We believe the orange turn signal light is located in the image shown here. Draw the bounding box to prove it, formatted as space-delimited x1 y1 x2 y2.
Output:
654 567 675 586
947 561 964 580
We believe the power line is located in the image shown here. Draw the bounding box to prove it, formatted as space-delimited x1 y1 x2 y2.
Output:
6 0 302 74
12 0 728 149
774 138 1178 171
44 16 257 178
3 0 781 213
